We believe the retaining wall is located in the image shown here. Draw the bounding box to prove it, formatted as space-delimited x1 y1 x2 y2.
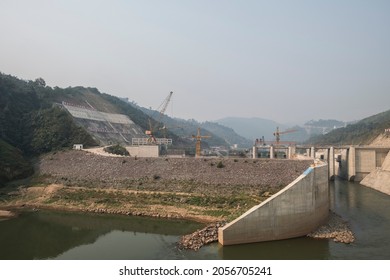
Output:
361 151 390 195
126 145 159 158
218 163 329 246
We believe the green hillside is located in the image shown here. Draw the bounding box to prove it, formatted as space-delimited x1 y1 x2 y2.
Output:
307 110 390 145
0 74 98 154
0 72 198 184
0 139 33 186
0 72 159 185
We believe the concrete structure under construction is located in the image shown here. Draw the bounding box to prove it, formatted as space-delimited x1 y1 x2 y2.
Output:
218 162 328 245
126 145 159 158
62 102 145 146
298 145 390 182
361 151 390 195
252 145 296 159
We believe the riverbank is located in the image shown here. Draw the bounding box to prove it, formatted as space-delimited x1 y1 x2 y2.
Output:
0 210 16 220
0 150 313 223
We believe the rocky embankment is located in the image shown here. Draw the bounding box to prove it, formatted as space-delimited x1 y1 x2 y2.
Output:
178 222 226 251
37 150 312 194
308 211 355 243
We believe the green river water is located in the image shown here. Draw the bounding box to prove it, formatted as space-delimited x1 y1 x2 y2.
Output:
0 179 389 260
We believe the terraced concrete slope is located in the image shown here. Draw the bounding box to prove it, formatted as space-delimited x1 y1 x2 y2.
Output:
62 102 145 145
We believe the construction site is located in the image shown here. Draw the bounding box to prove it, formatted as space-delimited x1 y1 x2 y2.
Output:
61 91 304 159
61 92 219 158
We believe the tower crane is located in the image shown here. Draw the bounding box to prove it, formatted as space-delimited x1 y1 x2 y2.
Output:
273 127 297 146
192 127 211 157
145 91 173 143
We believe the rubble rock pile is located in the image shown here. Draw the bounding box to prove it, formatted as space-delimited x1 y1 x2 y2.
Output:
178 222 226 251
38 150 313 195
308 211 355 243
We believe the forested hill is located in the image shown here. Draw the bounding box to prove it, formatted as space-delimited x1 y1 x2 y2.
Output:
307 109 390 145
0 72 165 185
0 72 225 185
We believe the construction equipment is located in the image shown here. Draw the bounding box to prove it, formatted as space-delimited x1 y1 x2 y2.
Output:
273 127 297 146
192 127 211 157
145 91 173 144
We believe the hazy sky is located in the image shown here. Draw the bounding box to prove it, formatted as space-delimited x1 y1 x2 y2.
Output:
1 0 389 124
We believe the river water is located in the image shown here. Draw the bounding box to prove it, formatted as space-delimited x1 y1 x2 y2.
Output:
0 180 389 260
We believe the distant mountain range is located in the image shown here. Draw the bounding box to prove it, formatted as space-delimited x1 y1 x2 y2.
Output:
307 110 390 145
137 107 252 148
214 117 349 144
2 71 388 185
215 117 284 143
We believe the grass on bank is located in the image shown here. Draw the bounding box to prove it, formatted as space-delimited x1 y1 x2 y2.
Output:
0 184 263 221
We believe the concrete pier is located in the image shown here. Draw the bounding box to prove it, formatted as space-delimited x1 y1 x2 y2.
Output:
270 146 274 159
347 146 356 181
328 146 335 180
252 146 257 159
311 147 315 159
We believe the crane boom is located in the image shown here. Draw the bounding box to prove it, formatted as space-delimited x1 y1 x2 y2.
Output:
273 127 297 146
157 91 173 120
146 91 174 144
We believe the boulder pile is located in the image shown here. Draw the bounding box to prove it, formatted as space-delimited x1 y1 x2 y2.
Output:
178 222 226 251
308 211 355 243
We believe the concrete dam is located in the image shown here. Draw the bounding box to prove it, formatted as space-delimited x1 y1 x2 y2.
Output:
219 144 390 246
219 162 328 245
300 145 390 195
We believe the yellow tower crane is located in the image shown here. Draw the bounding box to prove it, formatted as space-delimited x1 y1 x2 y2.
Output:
192 127 211 157
273 126 297 146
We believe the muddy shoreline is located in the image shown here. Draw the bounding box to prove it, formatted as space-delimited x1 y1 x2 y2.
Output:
0 209 17 220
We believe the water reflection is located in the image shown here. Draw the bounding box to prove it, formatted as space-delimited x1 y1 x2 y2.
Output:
56 230 181 260
329 179 390 259
1 180 390 259
0 210 202 260
218 237 330 260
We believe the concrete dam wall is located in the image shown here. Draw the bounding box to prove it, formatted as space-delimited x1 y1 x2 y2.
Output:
361 151 390 196
218 163 329 246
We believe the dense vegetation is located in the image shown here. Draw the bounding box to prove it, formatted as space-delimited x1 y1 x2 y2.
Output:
307 110 390 145
0 139 33 186
103 144 129 156
0 73 98 185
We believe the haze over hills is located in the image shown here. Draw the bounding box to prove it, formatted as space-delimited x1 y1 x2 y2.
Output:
1 71 389 185
138 106 253 149
307 110 390 146
215 117 349 144
216 117 285 143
